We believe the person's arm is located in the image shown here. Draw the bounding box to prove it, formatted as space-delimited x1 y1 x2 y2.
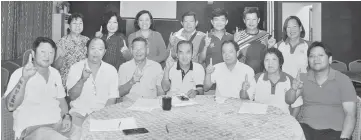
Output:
105 98 117 106
291 106 301 118
285 88 302 105
5 76 29 112
198 37 208 64
120 35 133 61
57 98 69 117
161 64 172 92
118 64 136 97
204 73 213 92
340 102 357 139
68 78 86 101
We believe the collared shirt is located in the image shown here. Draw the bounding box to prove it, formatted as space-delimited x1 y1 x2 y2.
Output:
198 29 234 66
255 71 303 114
167 61 205 95
211 61 256 99
67 59 119 116
101 33 132 70
118 59 163 101
128 30 168 63
276 38 310 78
299 68 357 131
4 67 65 138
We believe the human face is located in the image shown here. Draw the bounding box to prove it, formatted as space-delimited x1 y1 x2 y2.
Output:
138 13 151 30
132 41 148 61
87 39 106 64
181 15 198 33
33 43 55 68
107 16 118 34
69 18 83 35
243 13 260 30
264 53 280 74
308 46 332 72
177 43 193 66
286 19 302 39
222 43 237 65
211 15 228 31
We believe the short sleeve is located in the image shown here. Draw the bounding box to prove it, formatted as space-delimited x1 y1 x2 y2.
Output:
4 68 23 97
340 75 357 102
194 65 205 86
291 96 303 108
108 67 120 99
118 64 128 86
66 63 82 93
55 71 66 98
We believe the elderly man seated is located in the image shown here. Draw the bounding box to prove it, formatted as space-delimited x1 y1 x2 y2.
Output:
286 42 357 140
204 40 256 99
66 38 119 129
118 37 164 101
162 40 205 98
4 37 80 140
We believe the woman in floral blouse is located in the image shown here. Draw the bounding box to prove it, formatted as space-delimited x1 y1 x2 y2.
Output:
54 13 89 86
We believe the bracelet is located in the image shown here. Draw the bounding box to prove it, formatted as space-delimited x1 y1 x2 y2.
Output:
62 113 72 121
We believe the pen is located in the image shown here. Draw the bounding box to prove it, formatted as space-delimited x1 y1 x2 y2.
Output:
165 125 169 133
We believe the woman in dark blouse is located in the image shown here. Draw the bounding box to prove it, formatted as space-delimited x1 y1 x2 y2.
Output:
95 12 132 70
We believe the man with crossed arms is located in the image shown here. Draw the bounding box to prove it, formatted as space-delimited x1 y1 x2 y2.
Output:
4 37 79 140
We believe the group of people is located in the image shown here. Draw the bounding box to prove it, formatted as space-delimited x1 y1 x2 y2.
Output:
3 7 357 140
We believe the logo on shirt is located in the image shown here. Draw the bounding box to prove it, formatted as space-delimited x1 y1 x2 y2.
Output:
210 43 215 48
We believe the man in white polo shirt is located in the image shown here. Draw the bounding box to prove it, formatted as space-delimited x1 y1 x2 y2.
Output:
118 37 164 101
162 40 205 97
204 40 256 99
67 38 119 127
4 37 79 140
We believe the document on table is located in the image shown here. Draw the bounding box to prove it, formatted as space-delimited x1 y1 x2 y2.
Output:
238 103 268 114
128 98 161 112
89 117 138 131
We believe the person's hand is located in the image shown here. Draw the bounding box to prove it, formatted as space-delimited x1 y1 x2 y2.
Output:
22 53 37 80
267 36 276 48
121 40 129 53
242 74 250 91
204 31 211 48
95 26 103 38
292 69 303 90
132 67 143 83
165 58 175 71
60 115 72 133
169 32 177 46
81 63 92 81
205 58 215 75
233 27 241 42
186 89 198 98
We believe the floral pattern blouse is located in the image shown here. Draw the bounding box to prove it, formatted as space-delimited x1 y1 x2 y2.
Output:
56 35 89 86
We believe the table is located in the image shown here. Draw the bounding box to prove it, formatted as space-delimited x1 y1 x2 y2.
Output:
80 95 305 140
343 71 361 83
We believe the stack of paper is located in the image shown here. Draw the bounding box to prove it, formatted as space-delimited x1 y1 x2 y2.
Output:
238 103 268 114
128 98 161 112
89 117 138 131
172 96 198 107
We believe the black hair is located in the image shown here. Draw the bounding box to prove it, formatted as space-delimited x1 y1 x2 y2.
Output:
86 37 108 50
134 10 155 30
282 16 305 41
131 37 148 47
176 40 193 54
211 8 228 20
100 12 123 35
32 37 57 53
243 7 260 19
181 11 197 22
262 48 284 69
307 41 332 58
67 13 84 34
221 40 239 53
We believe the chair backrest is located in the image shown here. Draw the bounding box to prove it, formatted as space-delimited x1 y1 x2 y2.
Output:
22 49 32 66
349 59 361 72
1 98 15 140
2 61 20 76
331 60 348 72
1 68 10 97
352 96 361 140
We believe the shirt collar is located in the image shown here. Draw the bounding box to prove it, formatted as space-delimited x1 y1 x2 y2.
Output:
262 71 288 82
176 61 193 71
210 28 226 35
307 68 336 82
